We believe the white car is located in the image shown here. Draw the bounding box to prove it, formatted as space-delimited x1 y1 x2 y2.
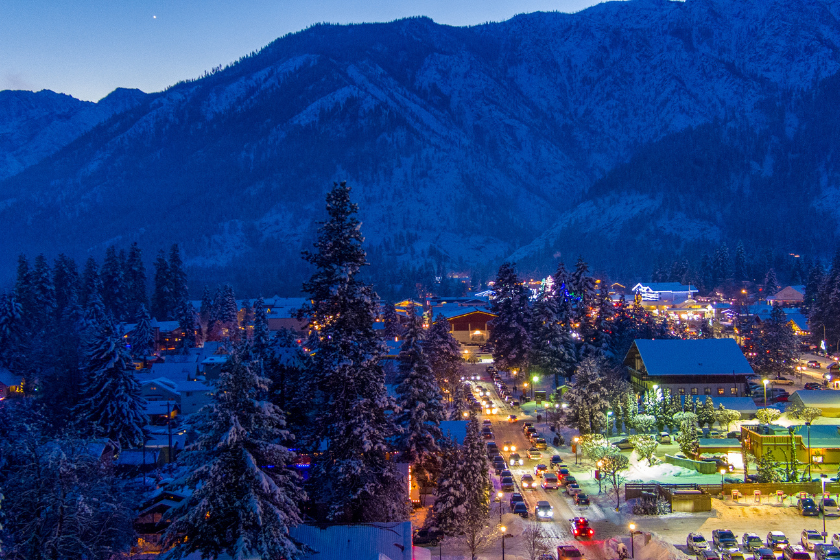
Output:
804 531 827 551
833 535 840 550
535 500 554 520
688 533 710 553
566 482 582 495
541 473 559 490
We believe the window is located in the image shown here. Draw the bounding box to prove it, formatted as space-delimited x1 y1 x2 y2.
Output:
730 387 738 396
691 387 698 395
679 388 685 395
704 387 712 395
717 388 725 395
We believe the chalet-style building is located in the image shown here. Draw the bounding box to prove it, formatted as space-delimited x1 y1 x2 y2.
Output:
631 282 698 302
624 338 753 397
431 303 496 344
0 368 24 398
767 285 805 305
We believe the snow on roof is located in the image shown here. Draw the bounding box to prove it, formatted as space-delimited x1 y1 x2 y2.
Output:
151 319 180 332
708 396 758 414
144 400 179 415
201 355 229 365
632 282 698 293
149 362 198 380
290 521 413 560
629 339 754 376
791 390 840 407
0 367 22 387
431 304 495 320
785 312 809 331
116 449 160 465
699 438 741 448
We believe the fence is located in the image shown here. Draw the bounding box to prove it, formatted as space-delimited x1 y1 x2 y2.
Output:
663 455 718 474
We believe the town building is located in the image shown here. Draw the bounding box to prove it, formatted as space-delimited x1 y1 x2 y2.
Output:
741 423 840 465
290 521 423 560
624 338 753 397
0 367 24 399
788 390 840 418
767 285 806 305
430 303 496 344
631 282 699 302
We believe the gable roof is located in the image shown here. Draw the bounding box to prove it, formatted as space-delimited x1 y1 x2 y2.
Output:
627 339 754 376
432 304 495 320
290 522 413 560
791 389 840 407
632 282 698 293
0 367 22 387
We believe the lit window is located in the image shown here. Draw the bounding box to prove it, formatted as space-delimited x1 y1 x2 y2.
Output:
705 388 712 395
730 387 737 395
717 388 725 395
679 388 685 395
691 388 698 395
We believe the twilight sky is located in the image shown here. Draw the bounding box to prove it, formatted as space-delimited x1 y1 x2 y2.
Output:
1 0 605 102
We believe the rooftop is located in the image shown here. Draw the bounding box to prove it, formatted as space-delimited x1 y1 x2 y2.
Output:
627 338 754 377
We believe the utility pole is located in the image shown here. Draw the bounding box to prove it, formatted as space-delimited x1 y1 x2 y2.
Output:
167 400 173 463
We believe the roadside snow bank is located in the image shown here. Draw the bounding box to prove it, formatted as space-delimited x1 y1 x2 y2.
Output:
605 533 692 560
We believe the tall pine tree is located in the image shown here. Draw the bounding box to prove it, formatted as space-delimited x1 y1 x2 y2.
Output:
151 249 172 320
488 262 531 373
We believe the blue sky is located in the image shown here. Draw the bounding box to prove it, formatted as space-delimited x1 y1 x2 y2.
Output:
0 0 605 102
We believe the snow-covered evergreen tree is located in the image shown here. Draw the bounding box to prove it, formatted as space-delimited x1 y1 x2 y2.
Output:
0 292 24 373
151 249 171 320
382 301 402 338
163 354 306 560
432 436 466 534
252 296 270 358
176 298 197 353
131 305 155 361
124 242 149 321
395 306 444 463
299 182 406 522
698 396 716 429
488 262 531 373
570 257 597 357
100 246 126 320
220 284 239 338
31 253 56 329
591 284 614 359
461 416 490 518
240 299 254 338
753 305 799 379
75 320 148 447
168 243 188 307
565 357 610 434
426 313 463 397
52 253 80 321
530 265 577 387
764 268 779 296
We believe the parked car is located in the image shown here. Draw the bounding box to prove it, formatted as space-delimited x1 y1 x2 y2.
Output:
570 517 593 538
724 552 746 560
482 429 494 439
713 530 739 552
815 545 840 560
613 438 634 450
566 483 582 495
509 492 524 509
753 549 776 560
534 438 548 450
805 383 823 390
557 545 584 560
657 432 672 444
773 376 795 385
501 469 512 478
808 361 822 368
688 533 710 553
563 475 578 487
768 533 790 552
413 528 444 546
501 476 515 491
742 534 763 552
535 501 554 521
700 551 722 560
521 474 536 489
802 531 826 551
574 493 590 506
799 497 820 516
509 453 524 466
542 473 559 490
507 415 518 422
550 455 563 467
821 498 840 517
783 545 812 560
557 467 571 480
513 501 529 518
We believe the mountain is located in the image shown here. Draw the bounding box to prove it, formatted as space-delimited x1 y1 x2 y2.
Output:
0 88 147 181
1 0 840 294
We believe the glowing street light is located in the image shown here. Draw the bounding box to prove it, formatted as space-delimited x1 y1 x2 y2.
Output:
500 526 507 560
762 379 769 407
629 523 638 557
574 436 580 465
720 468 726 485
497 491 504 522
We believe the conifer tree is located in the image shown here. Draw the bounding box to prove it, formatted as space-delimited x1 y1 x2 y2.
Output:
426 313 463 396
31 254 56 329
431 436 466 534
151 249 171 320
80 257 100 310
220 284 239 337
176 299 197 353
382 301 402 338
163 354 305 560
168 243 188 306
461 416 490 518
754 306 799 379
101 246 126 320
240 299 254 337
804 262 824 315
252 297 270 358
75 320 147 447
565 357 610 434
591 284 614 359
0 292 25 373
124 242 149 320
395 306 444 463
200 285 213 325
131 305 155 361
488 262 531 373
734 242 748 282
530 269 577 386
299 182 405 522
570 257 597 357
53 254 80 321
764 268 779 296
698 396 716 429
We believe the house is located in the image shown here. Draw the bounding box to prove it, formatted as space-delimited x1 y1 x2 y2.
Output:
431 303 496 344
290 521 425 560
143 399 179 424
706 396 758 419
624 339 753 397
788 390 840 418
631 282 699 302
0 368 24 398
262 296 309 332
115 448 163 474
767 285 806 305
140 377 212 416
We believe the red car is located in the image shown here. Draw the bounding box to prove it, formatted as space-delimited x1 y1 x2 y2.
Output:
570 517 594 539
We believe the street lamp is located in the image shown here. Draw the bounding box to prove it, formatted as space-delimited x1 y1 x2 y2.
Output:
532 375 539 400
720 468 726 485
500 526 507 560
606 410 614 437
497 491 504 523
806 421 812 480
629 523 637 558
762 379 769 407
574 436 580 465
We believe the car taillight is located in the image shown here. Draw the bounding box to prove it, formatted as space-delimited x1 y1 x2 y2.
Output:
589 529 594 535
574 530 579 535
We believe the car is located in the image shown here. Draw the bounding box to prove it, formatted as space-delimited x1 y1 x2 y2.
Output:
535 501 554 521
550 455 563 467
688 533 710 553
563 475 578 486
815 545 840 560
713 530 739 552
503 441 517 452
501 469 513 478
700 552 722 560
613 438 634 450
513 501 529 518
809 361 822 368
753 549 776 560
493 461 506 475
510 492 524 508
574 493 590 506
413 528 444 546
482 419 492 426
799 497 820 516
535 464 548 477
725 553 746 560
822 498 840 517
507 415 518 422
538 554 556 560
783 545 812 560
773 377 795 385
528 448 542 460
482 430 494 439
529 431 542 444
805 383 823 390
523 422 534 433
803 531 826 551
566 483 582 495
768 532 790 551
542 473 560 489
743 534 764 552
557 467 570 480
833 535 840 549
570 517 593 538
509 453 524 466
521 474 536 489
526 426 538 437
557 545 584 560
501 476 515 491
535 438 548 450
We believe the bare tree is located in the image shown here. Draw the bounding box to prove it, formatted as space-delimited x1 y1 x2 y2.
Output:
523 522 551 560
